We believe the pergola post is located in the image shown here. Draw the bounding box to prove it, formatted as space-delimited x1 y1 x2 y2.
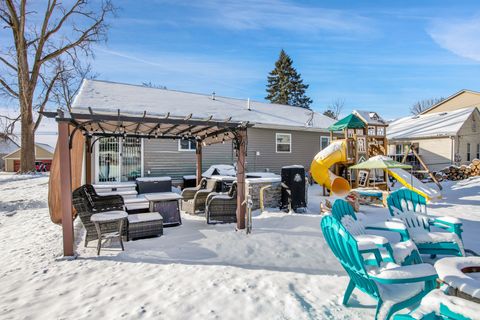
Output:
85 136 92 184
196 140 202 186
236 129 247 229
58 121 74 257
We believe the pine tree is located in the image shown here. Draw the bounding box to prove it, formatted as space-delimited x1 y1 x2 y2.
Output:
265 49 313 109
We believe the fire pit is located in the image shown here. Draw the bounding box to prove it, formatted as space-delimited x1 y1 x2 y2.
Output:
435 257 480 303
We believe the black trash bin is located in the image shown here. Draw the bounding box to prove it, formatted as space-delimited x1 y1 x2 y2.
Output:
281 165 306 212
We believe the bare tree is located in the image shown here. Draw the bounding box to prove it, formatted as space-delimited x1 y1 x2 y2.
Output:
0 0 115 172
410 97 445 115
142 81 167 89
323 98 345 120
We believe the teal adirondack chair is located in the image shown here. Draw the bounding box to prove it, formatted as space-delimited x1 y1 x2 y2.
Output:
321 215 437 320
331 199 422 266
386 189 464 257
394 289 476 320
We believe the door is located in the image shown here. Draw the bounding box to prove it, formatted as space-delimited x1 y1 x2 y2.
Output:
96 137 142 183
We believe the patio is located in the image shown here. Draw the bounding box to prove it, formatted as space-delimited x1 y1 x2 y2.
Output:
42 108 252 257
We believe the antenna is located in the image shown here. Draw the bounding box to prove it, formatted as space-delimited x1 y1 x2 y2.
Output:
247 98 251 111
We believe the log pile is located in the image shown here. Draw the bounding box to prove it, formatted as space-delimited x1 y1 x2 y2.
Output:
440 159 480 181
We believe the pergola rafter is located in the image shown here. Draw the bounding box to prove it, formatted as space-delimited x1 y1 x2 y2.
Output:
42 108 251 257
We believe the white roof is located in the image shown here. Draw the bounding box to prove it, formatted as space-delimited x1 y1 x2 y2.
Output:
387 107 477 140
36 143 55 154
353 110 387 126
71 80 335 131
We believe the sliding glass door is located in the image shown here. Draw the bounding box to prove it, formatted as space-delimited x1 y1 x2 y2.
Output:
96 137 143 183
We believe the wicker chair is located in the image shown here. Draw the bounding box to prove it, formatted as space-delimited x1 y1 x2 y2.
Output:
181 178 218 214
205 182 238 224
72 185 128 247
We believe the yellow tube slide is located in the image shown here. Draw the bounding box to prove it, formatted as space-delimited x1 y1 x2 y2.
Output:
310 140 351 196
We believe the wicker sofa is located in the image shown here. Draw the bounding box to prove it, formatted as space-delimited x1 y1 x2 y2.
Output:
72 185 128 247
181 178 218 214
205 182 238 224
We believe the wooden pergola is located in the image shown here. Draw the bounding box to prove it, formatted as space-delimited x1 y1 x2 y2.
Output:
42 108 251 257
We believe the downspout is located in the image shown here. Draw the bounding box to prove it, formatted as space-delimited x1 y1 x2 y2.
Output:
450 136 455 164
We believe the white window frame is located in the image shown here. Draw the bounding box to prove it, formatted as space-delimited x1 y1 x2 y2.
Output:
320 136 330 150
94 138 144 183
178 139 196 152
276 133 292 153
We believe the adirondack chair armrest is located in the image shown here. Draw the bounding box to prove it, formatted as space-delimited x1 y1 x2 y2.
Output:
369 263 438 284
431 217 463 236
365 221 410 242
359 245 385 266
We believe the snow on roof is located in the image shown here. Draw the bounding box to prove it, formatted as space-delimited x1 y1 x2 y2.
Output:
0 134 19 154
387 107 477 140
35 143 55 154
352 110 387 126
71 79 335 131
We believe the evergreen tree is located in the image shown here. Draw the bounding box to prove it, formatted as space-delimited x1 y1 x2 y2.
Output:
265 49 313 109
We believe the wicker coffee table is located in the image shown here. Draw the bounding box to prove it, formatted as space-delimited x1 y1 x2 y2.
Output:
90 210 127 255
144 192 183 226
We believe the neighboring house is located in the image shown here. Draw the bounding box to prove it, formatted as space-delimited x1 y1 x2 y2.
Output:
421 89 480 114
72 79 336 183
387 107 480 171
3 143 54 172
0 134 20 170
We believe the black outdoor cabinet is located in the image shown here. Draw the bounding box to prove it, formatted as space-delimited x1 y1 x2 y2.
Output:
281 165 307 212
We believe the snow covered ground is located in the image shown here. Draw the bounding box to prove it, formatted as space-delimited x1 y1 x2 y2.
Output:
0 173 478 319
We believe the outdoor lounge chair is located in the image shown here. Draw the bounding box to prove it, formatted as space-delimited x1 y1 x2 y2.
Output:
72 185 128 247
331 199 422 266
205 182 237 224
321 215 438 320
386 189 464 257
181 178 218 214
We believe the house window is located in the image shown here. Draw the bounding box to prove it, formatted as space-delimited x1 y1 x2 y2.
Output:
395 144 403 155
376 127 385 136
276 133 291 153
368 126 376 136
178 139 196 151
320 136 330 150
467 143 471 161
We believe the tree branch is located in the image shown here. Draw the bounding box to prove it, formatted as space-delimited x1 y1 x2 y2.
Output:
0 56 17 71
0 77 19 97
33 69 62 132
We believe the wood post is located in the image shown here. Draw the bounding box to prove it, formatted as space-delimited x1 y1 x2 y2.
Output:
85 136 92 185
58 121 74 257
196 140 202 186
236 129 247 230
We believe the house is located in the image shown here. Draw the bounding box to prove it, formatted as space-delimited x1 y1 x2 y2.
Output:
0 134 19 170
3 143 54 172
387 107 480 171
72 80 336 183
421 89 480 114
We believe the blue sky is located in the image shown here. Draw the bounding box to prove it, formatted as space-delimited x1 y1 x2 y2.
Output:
39 1 480 118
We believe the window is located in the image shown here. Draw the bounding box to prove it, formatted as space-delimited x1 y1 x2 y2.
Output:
376 127 385 136
395 144 403 155
276 133 291 153
368 126 376 136
178 139 196 151
467 143 471 161
347 129 355 138
320 136 330 150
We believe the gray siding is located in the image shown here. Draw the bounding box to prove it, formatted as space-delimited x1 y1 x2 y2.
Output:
91 127 329 182
246 127 326 174
143 139 234 181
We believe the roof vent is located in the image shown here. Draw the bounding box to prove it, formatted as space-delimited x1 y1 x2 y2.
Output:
439 112 447 116
211 92 216 100
247 98 251 111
